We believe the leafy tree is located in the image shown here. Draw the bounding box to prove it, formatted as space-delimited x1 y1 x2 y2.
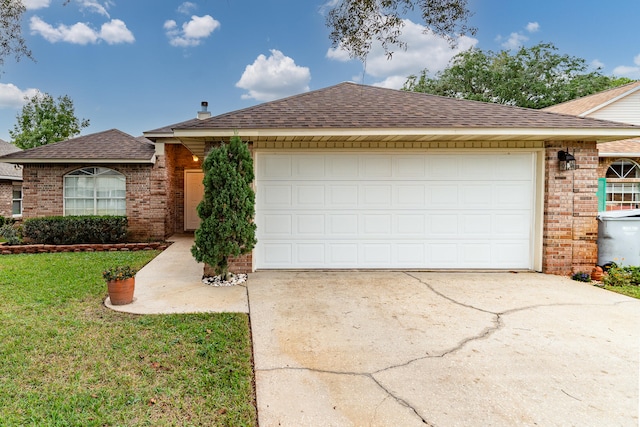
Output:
191 134 257 280
326 0 475 60
403 43 634 109
0 0 31 68
10 93 90 149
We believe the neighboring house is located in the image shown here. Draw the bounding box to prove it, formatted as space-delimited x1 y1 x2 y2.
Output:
544 81 640 211
0 139 23 218
2 82 640 276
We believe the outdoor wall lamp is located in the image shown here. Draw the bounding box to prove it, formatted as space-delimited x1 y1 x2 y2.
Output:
558 150 576 171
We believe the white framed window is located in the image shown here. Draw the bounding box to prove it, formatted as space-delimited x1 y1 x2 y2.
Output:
64 167 126 216
12 184 22 216
605 159 640 211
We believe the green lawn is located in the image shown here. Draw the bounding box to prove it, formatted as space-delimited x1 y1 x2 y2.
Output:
604 285 640 299
0 251 256 426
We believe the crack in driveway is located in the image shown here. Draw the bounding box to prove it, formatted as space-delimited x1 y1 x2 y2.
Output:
250 271 640 426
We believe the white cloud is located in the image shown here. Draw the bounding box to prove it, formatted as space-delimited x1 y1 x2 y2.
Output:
0 84 40 109
611 53 640 78
100 19 134 44
76 0 112 18
327 19 477 89
501 32 528 50
23 0 51 10
236 49 311 101
29 16 134 45
612 65 640 78
526 22 540 33
178 2 197 15
165 15 220 47
591 59 605 70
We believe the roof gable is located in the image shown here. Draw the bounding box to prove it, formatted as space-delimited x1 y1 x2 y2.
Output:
0 129 155 164
543 81 640 116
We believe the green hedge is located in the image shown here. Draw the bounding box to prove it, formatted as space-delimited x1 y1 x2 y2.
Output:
22 216 128 245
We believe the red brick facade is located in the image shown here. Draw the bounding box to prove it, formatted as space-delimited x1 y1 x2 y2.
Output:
543 141 599 275
0 181 14 218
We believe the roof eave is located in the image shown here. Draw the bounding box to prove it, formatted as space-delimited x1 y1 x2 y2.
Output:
0 157 156 164
172 127 640 141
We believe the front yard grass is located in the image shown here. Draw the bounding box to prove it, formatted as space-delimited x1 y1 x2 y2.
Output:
0 251 256 426
603 285 640 299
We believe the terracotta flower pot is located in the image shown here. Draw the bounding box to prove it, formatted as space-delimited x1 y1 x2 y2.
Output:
107 277 135 305
591 266 604 282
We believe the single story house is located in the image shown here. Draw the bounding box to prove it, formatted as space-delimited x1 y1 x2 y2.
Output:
0 139 22 218
544 81 640 211
2 82 640 276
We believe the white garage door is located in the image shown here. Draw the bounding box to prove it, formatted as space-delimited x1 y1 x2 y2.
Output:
255 152 535 269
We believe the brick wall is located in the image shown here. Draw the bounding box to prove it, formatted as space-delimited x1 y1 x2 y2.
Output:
543 141 599 275
21 163 165 241
0 181 13 217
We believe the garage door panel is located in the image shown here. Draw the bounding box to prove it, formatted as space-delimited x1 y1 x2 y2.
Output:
427 156 459 179
494 183 532 209
363 156 393 178
261 185 292 207
328 185 359 207
295 185 325 206
256 152 535 269
428 185 459 206
396 185 426 206
327 156 359 178
262 243 292 266
296 214 325 235
295 155 325 178
395 157 425 177
362 185 392 206
262 214 292 237
296 243 325 264
429 214 459 235
262 156 292 178
328 214 358 236
396 215 425 234
495 154 534 179
328 244 359 265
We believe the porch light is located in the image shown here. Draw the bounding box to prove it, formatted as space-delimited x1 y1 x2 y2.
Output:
192 155 199 162
558 150 576 171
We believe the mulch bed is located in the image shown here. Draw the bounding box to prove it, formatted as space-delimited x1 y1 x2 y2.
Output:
0 241 171 255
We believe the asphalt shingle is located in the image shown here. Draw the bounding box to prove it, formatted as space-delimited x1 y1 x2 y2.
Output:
0 129 155 162
176 82 640 131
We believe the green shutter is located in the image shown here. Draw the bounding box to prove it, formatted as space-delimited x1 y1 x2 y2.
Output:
597 177 606 212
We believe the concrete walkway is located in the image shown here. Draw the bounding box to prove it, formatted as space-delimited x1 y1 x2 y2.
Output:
106 240 640 426
105 235 248 314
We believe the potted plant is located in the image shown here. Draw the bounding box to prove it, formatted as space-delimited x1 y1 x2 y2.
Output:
103 266 137 305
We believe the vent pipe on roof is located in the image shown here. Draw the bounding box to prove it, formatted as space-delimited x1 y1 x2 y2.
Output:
197 101 211 120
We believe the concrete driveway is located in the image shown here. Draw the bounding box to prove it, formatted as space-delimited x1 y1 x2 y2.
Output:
248 271 640 426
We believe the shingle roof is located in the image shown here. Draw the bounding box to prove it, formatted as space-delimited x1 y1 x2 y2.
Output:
0 129 155 163
598 138 640 156
0 139 22 180
543 81 640 116
175 82 640 131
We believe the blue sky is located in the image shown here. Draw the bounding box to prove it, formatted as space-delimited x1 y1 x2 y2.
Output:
1 0 639 142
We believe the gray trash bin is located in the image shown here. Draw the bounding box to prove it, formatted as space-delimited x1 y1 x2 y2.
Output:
597 209 640 266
